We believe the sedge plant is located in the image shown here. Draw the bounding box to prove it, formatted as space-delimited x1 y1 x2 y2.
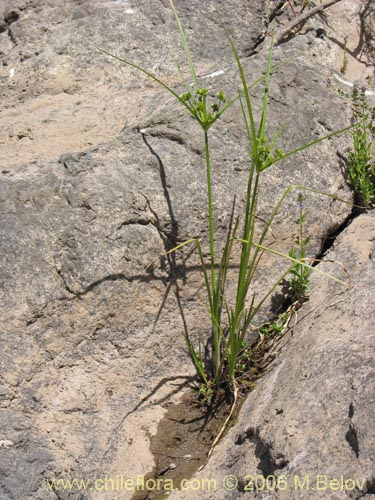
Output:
218 30 355 391
100 0 356 398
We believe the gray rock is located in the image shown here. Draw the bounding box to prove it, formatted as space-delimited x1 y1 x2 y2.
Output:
0 0 267 169
0 410 59 500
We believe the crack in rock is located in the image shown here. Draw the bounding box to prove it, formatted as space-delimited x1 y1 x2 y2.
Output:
345 403 360 459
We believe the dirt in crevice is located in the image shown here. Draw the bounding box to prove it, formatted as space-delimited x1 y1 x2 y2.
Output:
130 389 241 500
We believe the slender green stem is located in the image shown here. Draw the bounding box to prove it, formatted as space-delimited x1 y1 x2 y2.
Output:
204 129 220 379
235 171 260 322
204 130 216 292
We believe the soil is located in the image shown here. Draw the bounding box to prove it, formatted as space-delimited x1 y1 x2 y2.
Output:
130 381 264 498
130 390 235 500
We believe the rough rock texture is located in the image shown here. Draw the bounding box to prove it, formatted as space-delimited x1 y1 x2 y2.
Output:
171 211 375 500
0 0 266 168
301 0 375 97
0 0 374 499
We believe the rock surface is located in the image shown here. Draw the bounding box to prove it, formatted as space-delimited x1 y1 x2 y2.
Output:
0 0 266 168
0 0 374 499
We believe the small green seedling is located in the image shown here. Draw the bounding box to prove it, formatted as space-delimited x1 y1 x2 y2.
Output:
286 193 312 303
347 84 375 208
